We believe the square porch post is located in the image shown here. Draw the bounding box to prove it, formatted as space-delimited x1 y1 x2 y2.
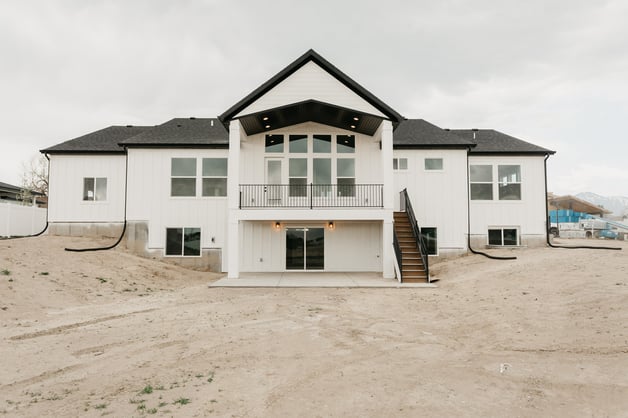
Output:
227 120 242 279
381 120 394 279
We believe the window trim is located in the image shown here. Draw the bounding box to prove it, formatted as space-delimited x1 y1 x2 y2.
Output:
487 227 520 246
420 226 438 256
82 177 108 202
164 227 202 257
393 158 408 171
201 158 228 197
170 158 197 198
497 165 522 201
424 158 444 172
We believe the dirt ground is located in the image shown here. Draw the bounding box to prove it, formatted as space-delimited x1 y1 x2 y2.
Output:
1 236 627 417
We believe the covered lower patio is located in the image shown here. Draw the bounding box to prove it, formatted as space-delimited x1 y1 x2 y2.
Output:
210 272 436 288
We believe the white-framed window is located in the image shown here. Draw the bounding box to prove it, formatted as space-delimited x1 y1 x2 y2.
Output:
202 158 228 197
289 158 308 197
420 227 438 255
470 165 493 200
83 177 107 201
165 227 201 256
393 158 408 170
488 227 519 246
171 158 196 197
470 164 522 201
337 158 355 197
498 165 521 200
424 158 443 171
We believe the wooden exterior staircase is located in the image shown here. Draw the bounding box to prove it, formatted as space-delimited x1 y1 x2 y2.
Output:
394 211 428 283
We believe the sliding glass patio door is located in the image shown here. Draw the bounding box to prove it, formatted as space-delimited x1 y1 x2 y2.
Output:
286 228 324 270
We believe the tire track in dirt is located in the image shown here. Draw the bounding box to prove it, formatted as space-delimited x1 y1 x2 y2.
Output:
8 308 157 341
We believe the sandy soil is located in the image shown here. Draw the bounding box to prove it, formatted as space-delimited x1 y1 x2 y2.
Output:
1 236 627 417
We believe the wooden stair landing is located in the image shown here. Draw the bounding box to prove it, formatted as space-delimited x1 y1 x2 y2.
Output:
394 211 428 283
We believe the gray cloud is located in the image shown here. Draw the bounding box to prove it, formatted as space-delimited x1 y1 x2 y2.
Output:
1 0 626 196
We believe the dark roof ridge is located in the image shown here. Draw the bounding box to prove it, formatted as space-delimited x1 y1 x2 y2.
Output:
219 49 404 124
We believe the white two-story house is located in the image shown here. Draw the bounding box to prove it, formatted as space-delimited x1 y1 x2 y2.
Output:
42 50 554 282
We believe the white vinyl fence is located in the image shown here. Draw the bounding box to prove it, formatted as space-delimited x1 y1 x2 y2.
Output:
0 201 47 237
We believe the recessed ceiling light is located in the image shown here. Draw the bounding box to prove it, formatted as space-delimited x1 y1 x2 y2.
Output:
353 117 359 121
265 125 270 129
263 116 269 121
350 125 356 129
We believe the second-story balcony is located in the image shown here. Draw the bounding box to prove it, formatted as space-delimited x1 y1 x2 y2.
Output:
239 184 383 209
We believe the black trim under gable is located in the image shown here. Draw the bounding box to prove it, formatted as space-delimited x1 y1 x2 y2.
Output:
219 49 404 125
41 150 126 155
121 144 229 149
393 144 475 150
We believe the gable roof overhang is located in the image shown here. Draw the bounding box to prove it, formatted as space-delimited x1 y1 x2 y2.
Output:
219 49 404 128
236 99 385 136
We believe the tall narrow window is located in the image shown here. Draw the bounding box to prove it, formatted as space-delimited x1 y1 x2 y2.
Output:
470 165 493 200
265 134 284 153
202 158 228 197
171 158 196 197
420 227 437 255
337 158 355 197
498 165 521 200
313 158 331 197
83 177 107 201
337 135 355 153
289 158 307 197
166 227 201 256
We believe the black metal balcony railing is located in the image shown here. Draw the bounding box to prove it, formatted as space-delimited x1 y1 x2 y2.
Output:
239 184 383 208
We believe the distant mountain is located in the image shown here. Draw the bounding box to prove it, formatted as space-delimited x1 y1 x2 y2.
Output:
576 192 628 217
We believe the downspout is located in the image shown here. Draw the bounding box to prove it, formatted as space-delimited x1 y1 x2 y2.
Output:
65 150 129 252
544 153 621 251
3 154 50 239
466 147 516 260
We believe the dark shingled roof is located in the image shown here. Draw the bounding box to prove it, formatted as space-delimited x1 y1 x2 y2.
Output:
41 125 150 154
393 119 475 148
450 129 555 155
121 118 228 148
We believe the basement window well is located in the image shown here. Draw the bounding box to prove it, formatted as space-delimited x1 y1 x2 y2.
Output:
488 228 519 246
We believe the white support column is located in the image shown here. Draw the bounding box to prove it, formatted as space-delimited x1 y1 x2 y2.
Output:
227 120 242 279
381 120 394 279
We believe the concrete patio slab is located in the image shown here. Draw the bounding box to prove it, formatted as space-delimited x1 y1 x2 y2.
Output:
210 272 437 288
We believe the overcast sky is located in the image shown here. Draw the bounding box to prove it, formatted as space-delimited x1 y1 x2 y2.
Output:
1 0 627 196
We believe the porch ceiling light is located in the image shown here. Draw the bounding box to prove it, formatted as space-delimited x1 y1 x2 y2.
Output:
350 125 356 129
353 116 359 121
262 116 269 121
265 125 271 129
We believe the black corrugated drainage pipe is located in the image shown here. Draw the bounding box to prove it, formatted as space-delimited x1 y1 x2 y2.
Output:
544 154 621 251
65 151 129 252
2 154 50 239
466 149 516 260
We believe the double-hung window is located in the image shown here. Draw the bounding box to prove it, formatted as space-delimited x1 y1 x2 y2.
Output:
202 158 227 197
83 177 107 201
165 227 201 256
289 158 307 197
171 158 196 197
337 158 355 197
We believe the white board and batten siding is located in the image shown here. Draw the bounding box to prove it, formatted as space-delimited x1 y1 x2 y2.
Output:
469 156 547 239
239 221 382 272
126 148 228 265
235 61 386 118
393 149 469 255
48 154 126 222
